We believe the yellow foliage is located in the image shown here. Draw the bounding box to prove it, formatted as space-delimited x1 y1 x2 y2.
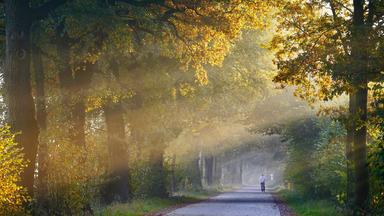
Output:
148 0 274 84
0 126 29 216
44 139 106 214
179 83 196 97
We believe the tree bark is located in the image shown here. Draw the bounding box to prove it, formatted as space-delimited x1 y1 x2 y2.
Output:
346 92 355 208
193 155 203 189
213 156 222 185
170 154 177 194
240 160 243 185
149 145 168 197
354 85 369 210
4 0 39 196
104 101 130 203
55 25 94 147
351 0 369 211
204 155 214 186
32 44 49 209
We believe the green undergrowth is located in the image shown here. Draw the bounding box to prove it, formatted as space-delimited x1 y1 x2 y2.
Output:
278 190 343 216
98 189 220 216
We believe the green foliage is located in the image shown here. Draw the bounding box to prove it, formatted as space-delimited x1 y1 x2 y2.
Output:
366 81 384 214
0 126 29 216
282 117 347 204
41 140 106 215
173 160 203 192
282 117 320 196
98 198 179 216
129 160 168 199
98 190 218 216
312 119 346 203
3 0 382 214
278 190 343 216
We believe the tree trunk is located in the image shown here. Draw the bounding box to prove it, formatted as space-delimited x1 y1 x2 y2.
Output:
71 99 86 146
33 45 47 131
351 0 369 211
104 101 129 203
5 0 39 196
240 160 243 185
56 28 93 147
354 85 369 210
32 44 49 209
346 92 355 209
213 156 222 185
193 155 203 189
170 154 177 194
149 146 168 197
204 155 214 186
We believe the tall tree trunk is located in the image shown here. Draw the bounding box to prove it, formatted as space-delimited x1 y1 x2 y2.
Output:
104 101 129 203
56 27 93 147
204 155 214 186
240 160 243 185
213 156 222 185
149 145 168 197
32 44 49 209
231 164 236 184
170 154 177 194
346 92 355 209
200 151 205 184
70 99 86 146
351 0 369 211
32 45 47 131
192 155 203 189
5 0 39 196
354 85 369 210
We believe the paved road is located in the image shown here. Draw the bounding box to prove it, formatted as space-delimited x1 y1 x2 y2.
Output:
166 187 281 216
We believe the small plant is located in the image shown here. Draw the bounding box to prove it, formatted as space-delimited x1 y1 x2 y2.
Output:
0 126 29 216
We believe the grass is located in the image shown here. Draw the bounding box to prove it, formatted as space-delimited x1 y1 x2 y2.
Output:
98 189 220 216
98 198 182 216
277 190 343 216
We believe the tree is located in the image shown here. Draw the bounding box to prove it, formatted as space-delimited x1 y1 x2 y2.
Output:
31 44 49 210
103 100 130 202
4 0 70 197
271 0 383 211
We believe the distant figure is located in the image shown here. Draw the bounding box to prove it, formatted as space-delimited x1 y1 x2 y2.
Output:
259 174 266 192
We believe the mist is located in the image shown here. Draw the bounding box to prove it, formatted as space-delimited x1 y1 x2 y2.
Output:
1 1 382 215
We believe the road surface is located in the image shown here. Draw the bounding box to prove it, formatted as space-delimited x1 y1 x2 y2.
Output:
166 186 281 216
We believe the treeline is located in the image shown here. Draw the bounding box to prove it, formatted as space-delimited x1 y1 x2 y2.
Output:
0 1 383 215
271 0 384 215
281 115 383 215
0 1 275 215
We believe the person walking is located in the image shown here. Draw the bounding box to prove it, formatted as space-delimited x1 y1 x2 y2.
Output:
259 174 266 192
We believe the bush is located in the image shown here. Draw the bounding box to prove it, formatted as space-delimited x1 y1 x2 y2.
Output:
0 126 29 216
43 140 105 215
312 119 346 202
282 117 347 204
278 190 343 216
368 136 384 215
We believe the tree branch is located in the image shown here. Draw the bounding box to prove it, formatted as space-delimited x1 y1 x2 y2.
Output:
366 0 375 27
333 0 353 14
328 0 349 55
116 0 164 7
32 0 71 21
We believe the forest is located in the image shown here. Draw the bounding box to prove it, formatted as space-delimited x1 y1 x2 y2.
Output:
0 0 383 216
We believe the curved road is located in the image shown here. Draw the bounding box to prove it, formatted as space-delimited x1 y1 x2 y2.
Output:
166 187 280 216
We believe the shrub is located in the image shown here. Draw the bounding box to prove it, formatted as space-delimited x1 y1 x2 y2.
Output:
0 126 29 216
43 140 105 215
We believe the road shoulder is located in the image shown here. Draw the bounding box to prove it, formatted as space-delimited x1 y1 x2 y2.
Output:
272 193 296 216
